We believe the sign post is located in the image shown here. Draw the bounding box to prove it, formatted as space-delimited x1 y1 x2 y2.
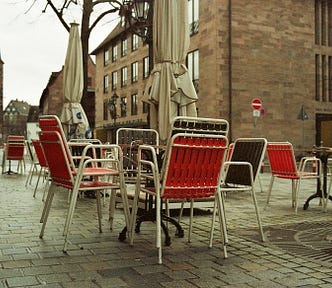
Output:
251 98 263 128
251 98 262 110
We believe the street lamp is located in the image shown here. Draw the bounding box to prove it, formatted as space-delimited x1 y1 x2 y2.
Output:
120 0 153 45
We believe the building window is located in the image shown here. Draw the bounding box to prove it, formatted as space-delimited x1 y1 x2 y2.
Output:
329 1 332 46
315 54 332 102
315 0 332 46
188 0 199 35
316 54 320 101
103 75 109 93
104 49 109 65
121 38 127 57
131 93 138 115
315 2 332 102
120 97 127 117
323 55 327 101
187 49 199 93
132 34 139 51
121 66 128 87
112 71 118 90
103 101 108 120
132 62 138 83
143 56 150 79
112 44 118 62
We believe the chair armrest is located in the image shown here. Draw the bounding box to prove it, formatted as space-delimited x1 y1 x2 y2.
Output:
76 144 123 174
223 161 255 185
137 145 160 192
298 157 321 174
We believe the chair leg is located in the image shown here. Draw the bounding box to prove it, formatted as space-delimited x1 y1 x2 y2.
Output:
96 189 103 233
129 182 141 246
165 200 169 229
178 200 185 222
251 187 265 242
119 177 131 240
33 168 43 198
188 199 194 243
63 184 80 252
40 182 53 223
291 179 297 208
63 185 79 237
266 175 275 204
25 163 35 187
109 188 116 231
42 173 50 202
156 193 162 264
257 174 263 192
294 179 300 213
39 184 55 238
209 199 217 248
213 190 228 258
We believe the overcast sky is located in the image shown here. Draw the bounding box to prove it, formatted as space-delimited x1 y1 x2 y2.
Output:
0 0 119 108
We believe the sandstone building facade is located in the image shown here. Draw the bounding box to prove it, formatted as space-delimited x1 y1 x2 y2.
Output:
0 53 3 145
93 0 332 149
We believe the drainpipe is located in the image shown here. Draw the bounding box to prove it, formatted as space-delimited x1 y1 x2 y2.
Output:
228 0 233 141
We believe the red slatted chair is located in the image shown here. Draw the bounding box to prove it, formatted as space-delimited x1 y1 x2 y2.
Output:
130 133 229 264
170 116 230 222
3 135 25 174
39 130 130 252
39 115 104 199
31 139 49 200
39 115 76 170
266 142 322 212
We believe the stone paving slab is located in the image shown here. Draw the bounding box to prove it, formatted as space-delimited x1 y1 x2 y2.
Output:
1 158 332 287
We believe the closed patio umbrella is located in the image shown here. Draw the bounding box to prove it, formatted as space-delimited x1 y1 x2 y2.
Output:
145 0 198 142
60 23 91 140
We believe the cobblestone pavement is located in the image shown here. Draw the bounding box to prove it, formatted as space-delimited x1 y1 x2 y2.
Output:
1 155 332 287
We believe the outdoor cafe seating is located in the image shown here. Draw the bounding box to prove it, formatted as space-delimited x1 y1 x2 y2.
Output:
266 142 322 213
112 127 160 227
116 117 230 243
1 135 25 175
129 132 229 264
38 115 131 251
221 137 267 242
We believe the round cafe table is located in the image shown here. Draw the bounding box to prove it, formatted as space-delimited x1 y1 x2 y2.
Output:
303 146 332 210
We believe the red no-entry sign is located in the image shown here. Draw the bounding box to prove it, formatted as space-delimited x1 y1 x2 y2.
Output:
251 98 262 110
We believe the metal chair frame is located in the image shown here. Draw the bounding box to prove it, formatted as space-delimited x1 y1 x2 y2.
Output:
221 138 267 242
266 142 322 212
2 135 25 174
31 139 49 200
39 130 130 252
130 133 229 264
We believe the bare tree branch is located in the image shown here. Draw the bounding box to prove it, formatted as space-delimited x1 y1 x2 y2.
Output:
93 0 122 5
45 0 70 32
89 8 118 34
24 0 38 14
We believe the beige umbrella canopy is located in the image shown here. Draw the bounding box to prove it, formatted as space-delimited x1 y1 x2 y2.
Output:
60 23 91 140
145 0 198 142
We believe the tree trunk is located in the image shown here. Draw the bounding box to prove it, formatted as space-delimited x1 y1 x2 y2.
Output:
81 0 93 100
